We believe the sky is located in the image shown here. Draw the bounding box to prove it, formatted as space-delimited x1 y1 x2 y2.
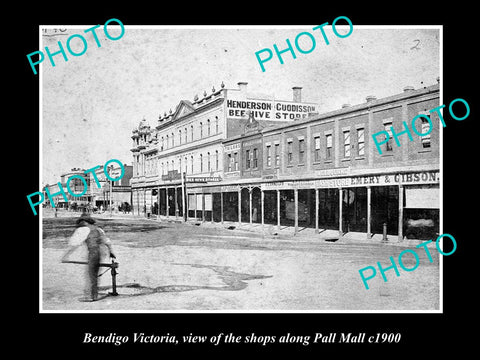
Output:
41 25 440 185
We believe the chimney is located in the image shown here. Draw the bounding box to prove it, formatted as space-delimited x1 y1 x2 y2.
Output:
237 82 248 91
292 86 302 102
403 86 414 92
366 95 377 103
342 103 351 109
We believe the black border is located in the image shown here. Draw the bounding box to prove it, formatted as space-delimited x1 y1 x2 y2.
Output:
16 4 476 355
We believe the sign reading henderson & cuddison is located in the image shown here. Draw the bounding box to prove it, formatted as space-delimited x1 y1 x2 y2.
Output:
226 99 318 121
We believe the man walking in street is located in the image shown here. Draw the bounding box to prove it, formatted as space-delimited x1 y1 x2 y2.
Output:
62 212 116 301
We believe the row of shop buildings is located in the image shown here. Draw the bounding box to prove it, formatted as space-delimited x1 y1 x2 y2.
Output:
130 81 441 240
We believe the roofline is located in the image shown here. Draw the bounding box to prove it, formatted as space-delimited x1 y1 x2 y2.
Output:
261 83 440 136
155 97 225 131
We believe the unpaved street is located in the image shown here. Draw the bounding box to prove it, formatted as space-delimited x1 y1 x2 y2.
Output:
42 213 440 311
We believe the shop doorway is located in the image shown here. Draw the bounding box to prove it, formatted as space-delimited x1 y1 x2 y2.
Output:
279 190 295 227
167 188 175 217
212 193 222 222
263 190 278 225
222 192 238 222
298 189 316 228
318 188 339 230
342 187 367 233
159 189 167 216
372 186 398 235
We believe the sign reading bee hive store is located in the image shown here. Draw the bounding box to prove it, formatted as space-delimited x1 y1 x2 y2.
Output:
226 99 318 121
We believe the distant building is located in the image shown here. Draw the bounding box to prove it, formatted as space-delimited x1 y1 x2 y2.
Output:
45 164 133 211
57 168 92 208
87 164 133 211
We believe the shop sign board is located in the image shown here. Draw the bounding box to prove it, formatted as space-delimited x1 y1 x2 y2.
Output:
261 170 439 190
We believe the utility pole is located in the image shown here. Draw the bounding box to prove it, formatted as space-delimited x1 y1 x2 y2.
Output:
108 165 114 216
182 171 187 222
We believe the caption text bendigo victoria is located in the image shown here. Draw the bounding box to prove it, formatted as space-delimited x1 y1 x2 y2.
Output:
29 17 471 308
82 331 402 346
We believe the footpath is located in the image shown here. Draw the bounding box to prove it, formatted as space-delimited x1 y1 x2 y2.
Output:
43 208 431 248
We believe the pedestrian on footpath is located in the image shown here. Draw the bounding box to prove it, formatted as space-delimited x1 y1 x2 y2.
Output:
61 212 116 301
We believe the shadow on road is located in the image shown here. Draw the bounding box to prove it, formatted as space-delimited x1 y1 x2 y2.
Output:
99 263 272 297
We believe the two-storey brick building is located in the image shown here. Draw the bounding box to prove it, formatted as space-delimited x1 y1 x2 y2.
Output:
216 83 440 240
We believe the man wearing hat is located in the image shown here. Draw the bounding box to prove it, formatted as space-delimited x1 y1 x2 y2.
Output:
62 212 116 301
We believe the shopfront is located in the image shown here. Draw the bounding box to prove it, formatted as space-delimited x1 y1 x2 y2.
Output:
255 169 439 239
147 168 439 241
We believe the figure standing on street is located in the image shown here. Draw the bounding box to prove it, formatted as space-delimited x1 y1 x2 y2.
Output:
62 213 116 301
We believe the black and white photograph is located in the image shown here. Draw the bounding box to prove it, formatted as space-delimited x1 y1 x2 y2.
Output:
16 6 476 356
39 24 442 312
